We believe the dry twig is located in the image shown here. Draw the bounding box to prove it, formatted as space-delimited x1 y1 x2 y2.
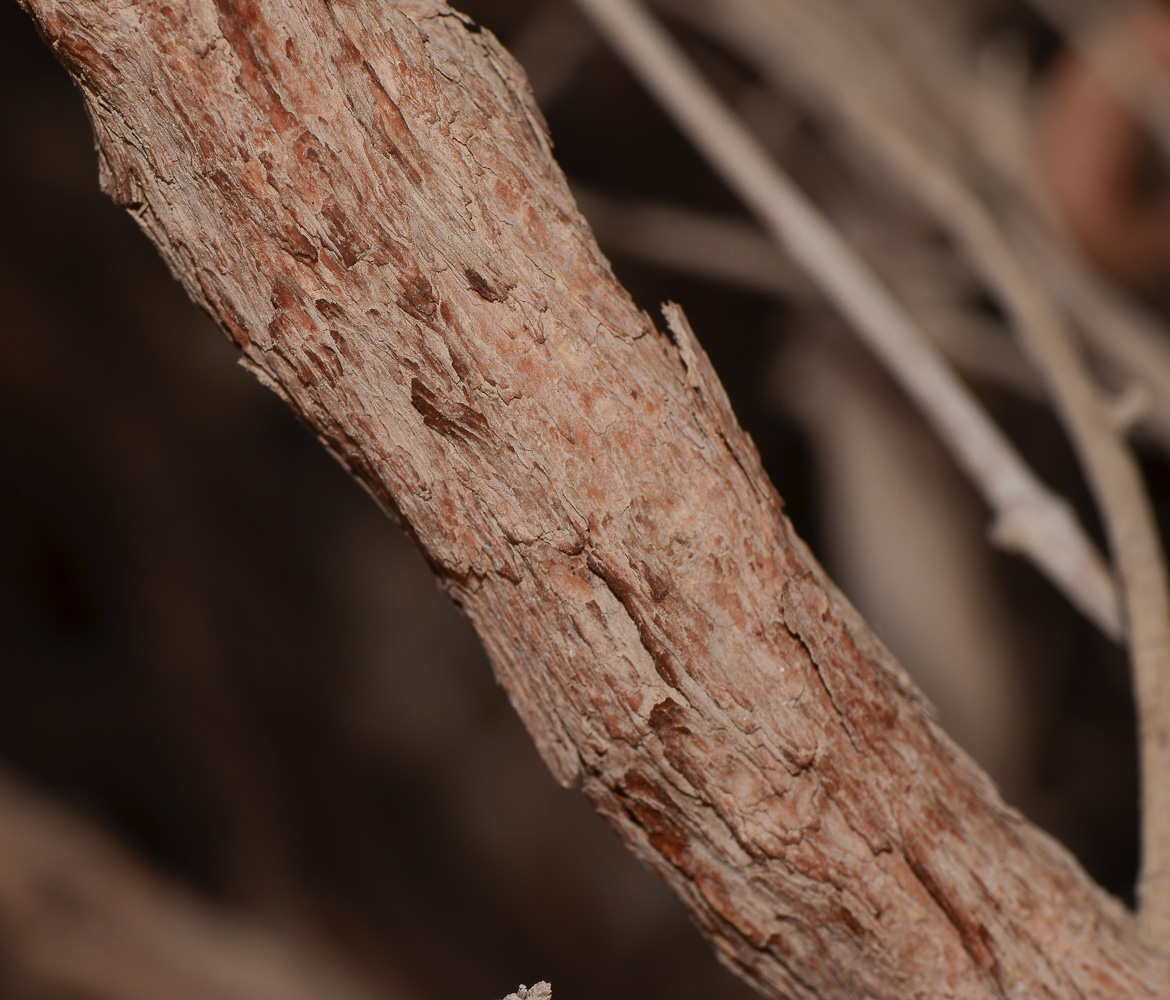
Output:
840 0 1170 451
1016 220 1170 446
573 0 1123 640
659 0 1170 943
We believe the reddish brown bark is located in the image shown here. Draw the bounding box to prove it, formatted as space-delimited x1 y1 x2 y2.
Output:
16 0 1170 996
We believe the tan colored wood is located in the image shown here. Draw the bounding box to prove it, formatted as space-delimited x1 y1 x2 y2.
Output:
502 985 552 1000
16 0 1170 995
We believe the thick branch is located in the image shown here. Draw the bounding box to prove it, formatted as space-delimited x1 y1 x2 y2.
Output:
17 0 1170 997
652 0 1170 942
574 0 1123 643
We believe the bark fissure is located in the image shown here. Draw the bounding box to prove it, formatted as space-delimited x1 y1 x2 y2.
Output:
902 847 1002 995
586 553 686 690
779 588 864 760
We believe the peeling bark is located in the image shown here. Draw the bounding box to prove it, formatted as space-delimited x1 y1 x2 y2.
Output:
15 0 1170 996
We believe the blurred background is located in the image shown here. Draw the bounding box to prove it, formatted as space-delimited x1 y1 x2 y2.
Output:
1 0 1168 996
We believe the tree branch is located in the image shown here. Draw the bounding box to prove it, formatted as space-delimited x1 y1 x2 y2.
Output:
16 0 1170 996
573 0 1122 639
655 0 1170 945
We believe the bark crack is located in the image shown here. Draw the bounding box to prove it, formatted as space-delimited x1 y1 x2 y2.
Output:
586 552 685 690
902 848 1006 998
779 588 864 758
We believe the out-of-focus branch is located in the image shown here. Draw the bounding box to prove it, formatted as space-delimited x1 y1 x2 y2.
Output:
850 0 1032 187
573 0 1123 641
839 0 1170 452
1016 219 1170 447
0 768 391 1000
574 183 1042 398
571 183 805 299
657 0 1170 945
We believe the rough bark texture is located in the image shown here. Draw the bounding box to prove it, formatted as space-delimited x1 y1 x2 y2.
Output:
16 0 1170 996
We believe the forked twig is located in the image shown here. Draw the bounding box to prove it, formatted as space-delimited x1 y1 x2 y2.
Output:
650 0 1170 943
572 0 1123 643
839 0 1170 445
1017 218 1170 449
0 769 388 1000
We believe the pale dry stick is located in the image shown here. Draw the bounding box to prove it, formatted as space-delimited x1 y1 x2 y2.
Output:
659 0 1170 944
574 183 1043 398
1018 219 1170 449
831 198 1047 402
849 0 1032 188
834 0 1170 452
905 306 1045 401
572 0 1123 642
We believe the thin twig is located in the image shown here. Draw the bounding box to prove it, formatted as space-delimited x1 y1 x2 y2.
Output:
839 0 1170 452
1017 218 1170 449
574 182 1043 398
0 768 391 1000
656 0 1170 944
570 182 806 298
848 0 1033 187
572 0 1123 644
